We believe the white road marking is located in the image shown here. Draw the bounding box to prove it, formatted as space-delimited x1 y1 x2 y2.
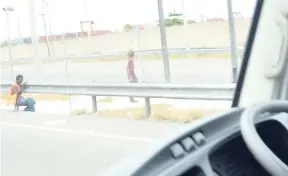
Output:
175 68 229 74
0 122 156 143
44 120 67 126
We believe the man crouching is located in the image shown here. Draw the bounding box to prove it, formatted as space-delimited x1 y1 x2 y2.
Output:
8 74 36 112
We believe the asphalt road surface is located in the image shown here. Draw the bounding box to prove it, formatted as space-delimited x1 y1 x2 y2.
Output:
0 111 183 176
1 58 233 84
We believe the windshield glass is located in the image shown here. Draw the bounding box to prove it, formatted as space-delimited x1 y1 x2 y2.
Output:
0 0 258 175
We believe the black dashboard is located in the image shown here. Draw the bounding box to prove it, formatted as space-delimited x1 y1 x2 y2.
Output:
202 120 288 176
99 108 288 176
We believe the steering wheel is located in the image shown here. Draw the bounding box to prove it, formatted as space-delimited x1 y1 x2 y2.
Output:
240 100 288 176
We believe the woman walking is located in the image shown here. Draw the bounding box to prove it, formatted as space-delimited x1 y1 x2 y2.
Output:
127 50 138 103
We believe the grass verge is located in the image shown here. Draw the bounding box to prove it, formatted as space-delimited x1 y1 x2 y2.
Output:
71 52 231 63
0 93 69 101
1 59 61 66
0 93 115 103
72 104 225 123
1 52 232 66
97 97 113 103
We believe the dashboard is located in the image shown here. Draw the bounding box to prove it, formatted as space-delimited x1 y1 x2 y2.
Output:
202 120 288 176
99 108 288 176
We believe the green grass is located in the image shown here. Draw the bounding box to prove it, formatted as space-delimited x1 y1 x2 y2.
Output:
72 109 93 115
0 93 116 103
71 52 231 63
0 91 224 123
0 93 69 101
72 104 225 123
1 52 233 66
0 59 60 66
97 97 113 103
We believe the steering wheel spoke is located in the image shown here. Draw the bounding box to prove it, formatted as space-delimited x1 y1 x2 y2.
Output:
200 157 216 176
271 112 288 131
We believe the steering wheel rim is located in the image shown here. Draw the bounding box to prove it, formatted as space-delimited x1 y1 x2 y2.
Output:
240 100 288 176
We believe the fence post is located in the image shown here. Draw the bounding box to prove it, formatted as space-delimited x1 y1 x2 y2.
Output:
145 98 151 118
92 96 97 114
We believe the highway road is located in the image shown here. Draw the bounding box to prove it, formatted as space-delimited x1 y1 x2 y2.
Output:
1 58 233 84
0 111 183 176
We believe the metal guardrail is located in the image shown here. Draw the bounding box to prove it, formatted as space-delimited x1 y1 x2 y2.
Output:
0 83 235 117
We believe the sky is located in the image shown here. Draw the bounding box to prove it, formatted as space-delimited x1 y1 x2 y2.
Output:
0 0 257 41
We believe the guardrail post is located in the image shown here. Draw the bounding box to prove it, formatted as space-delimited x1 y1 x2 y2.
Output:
145 98 151 118
92 96 97 114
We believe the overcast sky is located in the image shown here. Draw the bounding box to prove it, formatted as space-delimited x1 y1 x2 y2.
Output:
0 0 256 40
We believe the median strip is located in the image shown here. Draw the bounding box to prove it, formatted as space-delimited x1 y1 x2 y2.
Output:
0 52 232 66
72 104 225 123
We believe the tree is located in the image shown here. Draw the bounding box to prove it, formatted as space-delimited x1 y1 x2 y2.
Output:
157 11 184 27
124 24 134 31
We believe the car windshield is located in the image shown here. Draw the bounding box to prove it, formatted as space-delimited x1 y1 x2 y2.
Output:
0 0 258 176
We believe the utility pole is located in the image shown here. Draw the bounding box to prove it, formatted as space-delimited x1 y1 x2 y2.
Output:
28 0 41 81
39 14 51 59
227 0 238 83
2 7 14 81
157 0 171 82
135 25 146 82
41 0 54 59
16 13 23 44
83 0 91 40
182 0 189 51
62 31 72 112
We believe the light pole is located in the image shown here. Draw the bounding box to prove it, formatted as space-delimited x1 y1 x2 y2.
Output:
227 0 238 83
135 25 146 82
42 0 55 59
47 16 55 58
2 6 14 81
182 0 189 51
28 0 41 82
39 13 51 59
157 0 171 82
16 13 23 44
82 0 91 40
42 0 56 59
62 30 72 112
